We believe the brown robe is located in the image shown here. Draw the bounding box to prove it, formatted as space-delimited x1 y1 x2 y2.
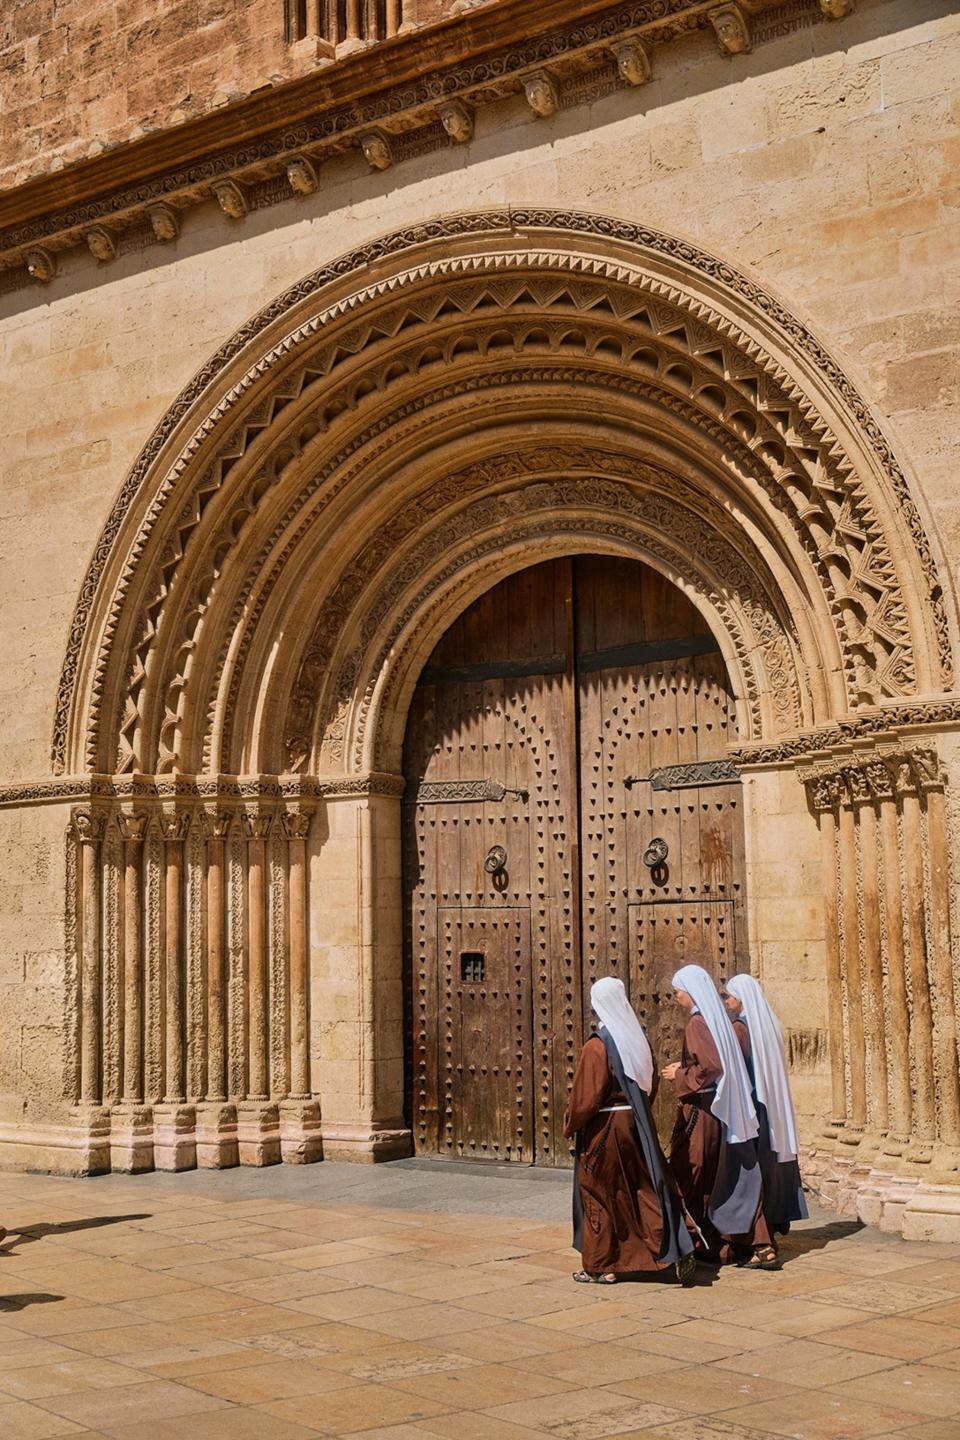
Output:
669 1012 773 1263
562 1036 675 1276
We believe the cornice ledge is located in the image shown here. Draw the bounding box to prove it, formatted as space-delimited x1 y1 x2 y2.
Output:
730 694 960 768
1 0 809 284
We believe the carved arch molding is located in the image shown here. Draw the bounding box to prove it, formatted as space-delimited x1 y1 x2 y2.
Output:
53 209 954 782
45 210 960 1180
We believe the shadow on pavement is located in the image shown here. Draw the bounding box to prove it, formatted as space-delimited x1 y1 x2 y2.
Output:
0 1292 65 1310
1 1213 152 1254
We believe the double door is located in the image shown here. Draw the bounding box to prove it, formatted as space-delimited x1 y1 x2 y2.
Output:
403 555 746 1163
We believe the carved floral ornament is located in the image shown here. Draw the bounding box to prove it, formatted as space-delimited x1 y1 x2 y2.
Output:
49 212 952 785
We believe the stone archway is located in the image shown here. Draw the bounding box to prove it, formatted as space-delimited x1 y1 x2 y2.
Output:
51 212 960 1228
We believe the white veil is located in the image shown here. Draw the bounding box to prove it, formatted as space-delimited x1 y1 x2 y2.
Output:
727 973 799 1162
671 964 758 1145
590 976 654 1094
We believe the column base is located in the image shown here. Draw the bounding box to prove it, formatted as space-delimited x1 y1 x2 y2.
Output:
153 1104 197 1171
902 1184 960 1243
72 1106 113 1175
321 1119 412 1163
196 1103 239 1169
109 1104 155 1173
237 1102 281 1166
280 1100 323 1163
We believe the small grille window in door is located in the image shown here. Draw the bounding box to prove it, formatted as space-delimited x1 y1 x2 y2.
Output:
460 952 485 983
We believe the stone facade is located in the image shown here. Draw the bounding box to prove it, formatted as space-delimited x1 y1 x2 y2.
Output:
2 0 960 1238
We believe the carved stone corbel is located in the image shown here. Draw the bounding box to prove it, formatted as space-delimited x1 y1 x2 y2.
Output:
439 99 474 145
286 155 319 196
611 39 651 87
523 71 559 118
213 179 248 219
360 131 393 171
709 3 751 54
25 247 56 283
820 0 854 16
148 204 180 242
85 227 116 263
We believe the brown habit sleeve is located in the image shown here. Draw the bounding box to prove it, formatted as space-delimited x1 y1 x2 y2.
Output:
673 1013 723 1099
563 1036 610 1137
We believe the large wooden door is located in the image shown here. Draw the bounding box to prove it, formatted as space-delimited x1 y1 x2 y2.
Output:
403 555 746 1163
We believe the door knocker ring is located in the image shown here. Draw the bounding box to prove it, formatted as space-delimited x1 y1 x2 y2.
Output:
484 845 507 875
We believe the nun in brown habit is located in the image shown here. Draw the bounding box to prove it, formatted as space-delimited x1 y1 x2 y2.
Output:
563 977 697 1285
663 964 777 1269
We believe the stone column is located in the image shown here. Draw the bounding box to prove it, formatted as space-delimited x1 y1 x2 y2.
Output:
837 781 867 1141
70 808 110 1175
118 813 145 1102
912 748 960 1154
72 809 106 1106
205 812 229 1102
285 811 311 1100
869 760 912 1153
196 807 238 1169
246 813 271 1101
155 811 195 1170
111 812 152 1173
239 811 279 1165
807 772 847 1134
893 754 936 1158
280 807 321 1163
846 763 889 1142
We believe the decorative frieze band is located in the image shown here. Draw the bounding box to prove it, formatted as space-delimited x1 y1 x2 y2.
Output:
0 772 405 809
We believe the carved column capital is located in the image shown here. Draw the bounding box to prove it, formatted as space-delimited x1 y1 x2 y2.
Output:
863 759 894 802
909 746 943 793
802 767 843 813
158 811 191 842
71 808 107 845
709 3 751 54
841 764 873 806
888 752 918 799
243 812 275 841
523 71 559 118
205 808 235 840
282 811 313 842
116 812 148 843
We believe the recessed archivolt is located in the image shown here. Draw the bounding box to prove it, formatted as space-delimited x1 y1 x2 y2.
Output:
53 211 953 779
300 467 806 776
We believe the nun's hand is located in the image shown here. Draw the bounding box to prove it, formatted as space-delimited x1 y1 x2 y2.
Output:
661 1062 680 1081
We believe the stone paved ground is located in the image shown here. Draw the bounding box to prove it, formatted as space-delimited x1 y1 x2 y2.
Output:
0 1160 958 1440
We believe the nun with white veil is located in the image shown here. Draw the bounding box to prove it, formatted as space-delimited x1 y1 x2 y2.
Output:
662 963 778 1269
563 976 696 1285
723 972 808 1234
